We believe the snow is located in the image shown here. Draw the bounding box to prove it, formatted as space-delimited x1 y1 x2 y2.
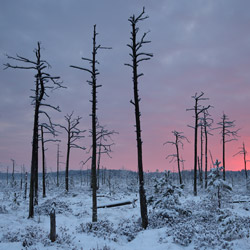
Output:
1 171 250 250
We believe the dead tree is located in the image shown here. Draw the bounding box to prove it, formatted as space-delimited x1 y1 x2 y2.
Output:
201 109 213 189
164 131 189 185
234 142 249 179
70 25 111 222
4 42 64 218
11 159 15 187
56 112 86 192
125 7 153 229
56 144 63 187
187 92 211 196
216 113 239 180
94 121 117 189
40 124 60 197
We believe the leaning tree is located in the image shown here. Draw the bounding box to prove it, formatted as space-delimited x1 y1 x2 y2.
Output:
164 131 189 185
56 112 86 192
125 7 153 229
70 25 111 222
233 142 248 180
4 42 64 218
187 92 211 196
217 113 239 180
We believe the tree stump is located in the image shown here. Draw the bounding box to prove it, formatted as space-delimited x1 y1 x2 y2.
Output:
50 203 56 242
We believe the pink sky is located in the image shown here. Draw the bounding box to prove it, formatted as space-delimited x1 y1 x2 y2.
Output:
1 0 250 173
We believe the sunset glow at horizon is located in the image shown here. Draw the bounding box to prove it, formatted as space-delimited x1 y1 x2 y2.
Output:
1 1 250 174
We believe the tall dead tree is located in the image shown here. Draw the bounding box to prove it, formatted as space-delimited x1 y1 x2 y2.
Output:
187 92 211 196
4 42 64 218
70 25 111 222
201 109 213 189
164 131 189 185
56 112 86 192
234 142 248 179
125 7 153 229
217 113 239 180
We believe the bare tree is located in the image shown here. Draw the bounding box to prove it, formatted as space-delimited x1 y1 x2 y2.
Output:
217 113 239 180
187 92 211 196
40 124 60 197
56 143 63 187
56 112 86 192
4 42 64 218
70 25 111 222
234 142 249 179
125 7 153 229
200 109 213 188
11 159 15 187
164 131 189 185
94 122 117 189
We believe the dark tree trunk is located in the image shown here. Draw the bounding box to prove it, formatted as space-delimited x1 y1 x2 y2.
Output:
24 172 27 200
194 98 198 196
50 207 56 242
65 131 71 192
91 25 98 223
175 136 182 185
131 21 148 230
222 116 226 181
41 126 46 198
57 144 59 187
29 98 39 218
200 124 203 187
243 143 247 179
204 124 208 189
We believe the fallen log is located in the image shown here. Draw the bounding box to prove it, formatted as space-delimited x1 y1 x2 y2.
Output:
230 200 250 203
97 199 137 209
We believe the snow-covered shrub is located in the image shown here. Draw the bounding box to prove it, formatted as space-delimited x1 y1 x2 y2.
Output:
0 205 8 214
116 217 141 242
56 226 76 246
148 173 190 229
173 223 194 246
2 225 50 247
148 173 183 210
89 245 114 250
218 213 250 241
77 220 116 241
35 199 72 215
207 160 232 209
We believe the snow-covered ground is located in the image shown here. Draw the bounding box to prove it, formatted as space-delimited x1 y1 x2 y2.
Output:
0 171 250 250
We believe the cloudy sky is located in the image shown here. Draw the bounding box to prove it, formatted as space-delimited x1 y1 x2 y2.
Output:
1 0 250 173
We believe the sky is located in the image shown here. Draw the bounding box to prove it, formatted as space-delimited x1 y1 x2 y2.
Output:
0 0 250 173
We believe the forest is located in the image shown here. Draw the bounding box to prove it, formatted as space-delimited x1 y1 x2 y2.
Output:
1 2 250 250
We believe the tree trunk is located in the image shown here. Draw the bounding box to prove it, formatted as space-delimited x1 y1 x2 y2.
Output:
194 99 198 196
222 117 226 181
65 136 71 192
91 25 98 223
50 208 56 242
29 98 39 218
57 144 59 187
243 143 247 179
41 126 46 198
204 125 208 189
200 124 203 188
175 137 182 185
131 21 148 229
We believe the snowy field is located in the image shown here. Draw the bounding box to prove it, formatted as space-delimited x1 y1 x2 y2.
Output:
0 170 250 250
